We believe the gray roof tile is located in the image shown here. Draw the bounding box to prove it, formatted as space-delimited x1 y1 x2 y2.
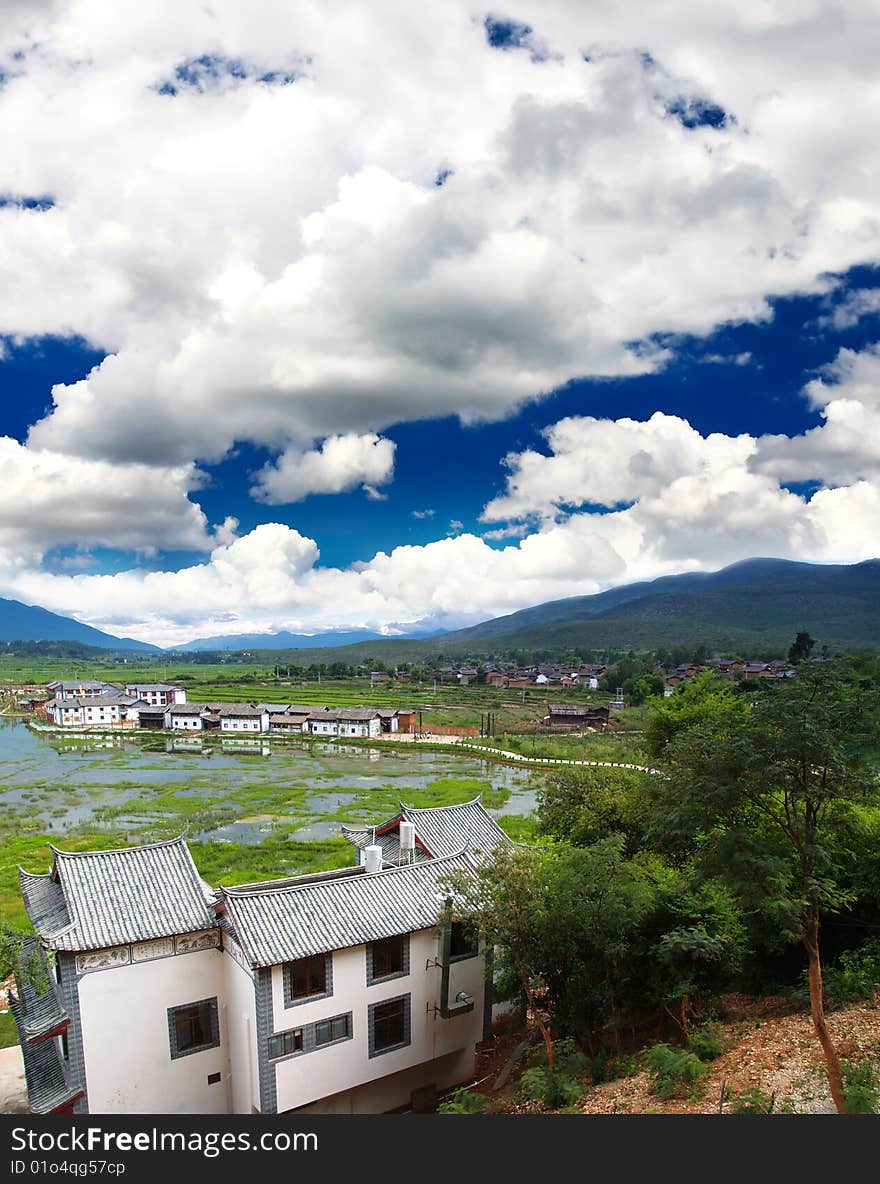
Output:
9 993 82 1114
20 836 217 952
220 850 478 967
341 797 510 863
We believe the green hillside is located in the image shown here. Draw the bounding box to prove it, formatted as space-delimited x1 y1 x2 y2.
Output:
222 558 880 663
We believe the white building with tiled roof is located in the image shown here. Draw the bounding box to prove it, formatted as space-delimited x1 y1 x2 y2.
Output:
14 800 511 1115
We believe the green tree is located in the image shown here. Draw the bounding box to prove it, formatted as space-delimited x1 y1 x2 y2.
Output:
646 663 878 1113
445 837 656 1054
788 630 816 664
644 671 744 762
537 766 650 853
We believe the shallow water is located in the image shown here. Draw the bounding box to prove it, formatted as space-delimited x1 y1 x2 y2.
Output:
0 717 541 846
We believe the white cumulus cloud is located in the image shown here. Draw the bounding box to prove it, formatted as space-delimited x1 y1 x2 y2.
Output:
252 433 396 504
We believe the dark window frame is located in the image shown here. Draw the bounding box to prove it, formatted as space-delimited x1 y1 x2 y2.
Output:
168 997 220 1060
366 933 410 986
368 993 411 1058
283 952 333 1007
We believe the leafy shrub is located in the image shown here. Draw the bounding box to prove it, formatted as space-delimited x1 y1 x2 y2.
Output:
588 1050 641 1084
689 1024 725 1062
519 1066 585 1110
727 1085 775 1114
437 1088 493 1114
842 1058 880 1115
526 1037 589 1076
643 1043 708 1099
791 939 880 1009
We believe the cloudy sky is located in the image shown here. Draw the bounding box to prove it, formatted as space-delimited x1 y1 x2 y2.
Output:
1 1 879 647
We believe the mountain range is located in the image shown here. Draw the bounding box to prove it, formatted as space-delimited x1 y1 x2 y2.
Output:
0 596 159 652
173 628 442 652
1 557 879 658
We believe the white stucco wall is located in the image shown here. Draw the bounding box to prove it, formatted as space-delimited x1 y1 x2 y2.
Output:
269 929 484 1114
221 941 259 1115
77 944 227 1114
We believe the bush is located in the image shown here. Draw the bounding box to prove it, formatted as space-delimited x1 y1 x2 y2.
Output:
643 1043 708 1100
437 1088 493 1114
588 1050 641 1084
842 1058 880 1115
727 1086 775 1114
518 1066 585 1110
791 939 880 1009
526 1037 589 1076
689 1024 725 1062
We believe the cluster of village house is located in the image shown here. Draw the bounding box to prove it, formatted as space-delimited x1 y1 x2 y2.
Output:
403 657 796 693
424 662 609 689
24 680 614 734
661 657 796 694
11 799 514 1115
32 681 418 738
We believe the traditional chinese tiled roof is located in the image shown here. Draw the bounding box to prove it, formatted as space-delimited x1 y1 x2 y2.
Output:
9 995 82 1114
341 797 511 863
19 836 217 952
10 941 69 1042
219 850 478 967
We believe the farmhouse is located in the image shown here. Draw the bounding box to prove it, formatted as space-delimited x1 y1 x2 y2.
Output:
124 683 187 706
165 703 206 731
217 705 270 733
46 680 117 701
306 709 382 739
46 693 145 728
12 798 510 1115
544 703 611 730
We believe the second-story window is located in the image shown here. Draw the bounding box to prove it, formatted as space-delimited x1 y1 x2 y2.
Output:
284 953 331 1005
367 934 409 984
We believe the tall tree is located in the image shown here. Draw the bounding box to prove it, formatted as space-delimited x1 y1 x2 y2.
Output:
646 663 878 1112
788 630 816 664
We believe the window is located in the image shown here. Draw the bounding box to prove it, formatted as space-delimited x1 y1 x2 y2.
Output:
268 1029 303 1059
168 997 220 1059
314 1014 350 1046
284 953 331 1005
369 995 411 1057
449 921 479 961
367 934 409 984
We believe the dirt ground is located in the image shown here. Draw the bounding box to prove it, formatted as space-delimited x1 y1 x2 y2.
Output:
473 996 880 1115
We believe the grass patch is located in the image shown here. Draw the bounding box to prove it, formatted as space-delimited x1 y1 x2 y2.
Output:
0 1010 19 1050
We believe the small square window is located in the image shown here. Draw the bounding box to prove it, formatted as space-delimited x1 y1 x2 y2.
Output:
168 998 220 1059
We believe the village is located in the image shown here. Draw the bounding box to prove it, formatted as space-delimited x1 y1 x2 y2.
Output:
16 679 614 737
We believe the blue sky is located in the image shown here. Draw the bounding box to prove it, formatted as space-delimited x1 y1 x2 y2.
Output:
0 3 879 645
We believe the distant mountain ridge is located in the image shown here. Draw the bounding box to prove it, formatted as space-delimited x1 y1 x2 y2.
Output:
2 558 878 660
171 626 446 652
0 596 159 652
432 557 880 652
